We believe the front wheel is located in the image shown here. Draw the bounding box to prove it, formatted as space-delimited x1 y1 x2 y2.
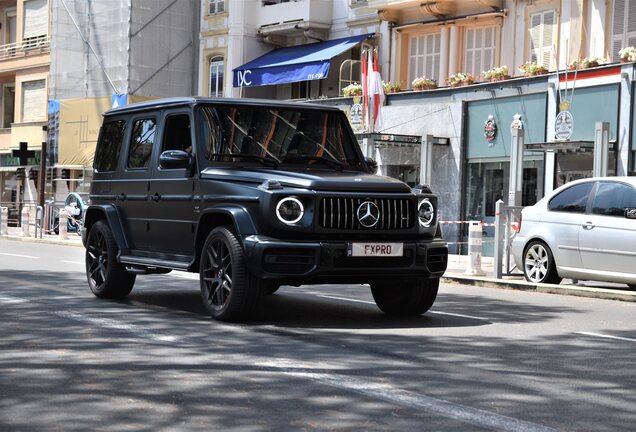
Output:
371 278 439 316
85 221 135 298
199 226 263 321
523 241 562 284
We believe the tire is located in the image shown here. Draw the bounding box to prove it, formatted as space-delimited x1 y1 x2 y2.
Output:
199 226 263 321
523 240 562 284
264 283 280 295
371 278 439 316
85 220 136 298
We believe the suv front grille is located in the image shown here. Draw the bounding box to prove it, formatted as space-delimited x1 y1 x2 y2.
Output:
319 197 414 230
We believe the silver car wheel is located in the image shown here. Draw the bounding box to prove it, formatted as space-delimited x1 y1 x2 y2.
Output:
524 243 549 283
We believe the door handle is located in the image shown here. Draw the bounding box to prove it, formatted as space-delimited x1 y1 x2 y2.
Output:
582 222 595 230
151 193 161 202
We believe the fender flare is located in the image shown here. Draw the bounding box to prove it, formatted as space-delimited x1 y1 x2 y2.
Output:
83 205 130 252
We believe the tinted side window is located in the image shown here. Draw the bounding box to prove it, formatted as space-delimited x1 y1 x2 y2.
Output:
161 114 192 154
94 120 125 172
592 182 636 216
127 118 156 169
548 182 594 213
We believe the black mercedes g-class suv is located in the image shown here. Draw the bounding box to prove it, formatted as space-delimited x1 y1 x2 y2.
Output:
83 97 447 321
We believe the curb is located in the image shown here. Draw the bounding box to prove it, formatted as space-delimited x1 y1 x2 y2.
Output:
442 274 636 303
0 234 84 248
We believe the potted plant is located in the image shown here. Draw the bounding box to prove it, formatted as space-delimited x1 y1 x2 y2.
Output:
342 83 363 97
482 65 510 82
382 81 402 94
445 72 477 87
619 46 636 63
518 61 549 77
568 56 606 70
411 76 438 90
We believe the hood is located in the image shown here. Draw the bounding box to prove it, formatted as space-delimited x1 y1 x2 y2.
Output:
200 167 412 193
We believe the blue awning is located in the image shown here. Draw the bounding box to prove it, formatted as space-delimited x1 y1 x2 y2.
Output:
233 33 373 88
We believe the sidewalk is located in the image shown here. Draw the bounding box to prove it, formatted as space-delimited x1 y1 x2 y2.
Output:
2 227 636 302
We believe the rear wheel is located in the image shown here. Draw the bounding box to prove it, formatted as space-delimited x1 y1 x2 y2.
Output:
371 278 439 316
199 226 263 321
523 241 562 284
85 221 135 298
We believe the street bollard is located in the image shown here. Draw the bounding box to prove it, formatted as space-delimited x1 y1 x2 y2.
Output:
58 208 68 240
35 206 43 238
21 207 31 237
464 221 485 276
0 207 7 235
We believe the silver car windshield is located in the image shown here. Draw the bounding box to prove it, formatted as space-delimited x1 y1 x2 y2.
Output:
198 105 364 170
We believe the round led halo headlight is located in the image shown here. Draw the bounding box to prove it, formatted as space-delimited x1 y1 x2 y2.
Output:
418 199 435 227
276 197 304 225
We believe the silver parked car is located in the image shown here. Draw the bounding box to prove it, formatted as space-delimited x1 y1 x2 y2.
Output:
512 177 636 287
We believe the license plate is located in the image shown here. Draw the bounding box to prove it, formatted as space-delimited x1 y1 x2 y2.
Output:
347 242 403 257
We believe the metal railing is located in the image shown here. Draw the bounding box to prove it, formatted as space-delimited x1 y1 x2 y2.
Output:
0 35 50 61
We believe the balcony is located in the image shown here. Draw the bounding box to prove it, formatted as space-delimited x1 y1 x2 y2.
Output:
0 35 50 61
256 0 332 44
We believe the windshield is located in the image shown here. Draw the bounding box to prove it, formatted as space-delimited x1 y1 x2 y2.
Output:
198 104 364 170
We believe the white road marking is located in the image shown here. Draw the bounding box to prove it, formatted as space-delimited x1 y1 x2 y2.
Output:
0 294 29 304
429 310 491 321
316 294 490 321
61 260 84 265
54 310 182 343
257 358 556 432
317 294 374 305
0 252 39 259
165 271 198 280
575 331 636 343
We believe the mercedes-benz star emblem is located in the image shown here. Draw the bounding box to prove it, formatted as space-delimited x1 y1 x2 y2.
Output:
357 201 380 228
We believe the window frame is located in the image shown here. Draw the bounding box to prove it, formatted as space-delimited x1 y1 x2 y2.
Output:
526 2 559 71
209 55 224 98
610 0 636 62
407 30 442 85
548 182 594 214
207 0 226 15
462 23 498 78
591 181 636 217
94 119 126 173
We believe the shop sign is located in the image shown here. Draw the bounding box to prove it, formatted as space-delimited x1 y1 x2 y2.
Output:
484 115 497 146
555 110 573 140
349 96 363 132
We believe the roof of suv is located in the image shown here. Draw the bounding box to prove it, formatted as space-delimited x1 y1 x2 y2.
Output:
104 97 342 117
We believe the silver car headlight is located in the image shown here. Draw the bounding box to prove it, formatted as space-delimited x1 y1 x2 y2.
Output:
276 197 304 225
418 198 435 227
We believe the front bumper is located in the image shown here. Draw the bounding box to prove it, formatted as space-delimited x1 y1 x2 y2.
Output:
243 235 448 284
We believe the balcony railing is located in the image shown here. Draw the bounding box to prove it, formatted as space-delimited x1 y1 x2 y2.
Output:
0 35 51 61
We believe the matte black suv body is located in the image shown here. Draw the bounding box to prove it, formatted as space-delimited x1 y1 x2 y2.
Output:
83 97 448 321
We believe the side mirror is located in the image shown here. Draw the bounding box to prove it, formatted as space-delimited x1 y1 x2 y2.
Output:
159 150 192 170
364 156 378 174
625 208 636 219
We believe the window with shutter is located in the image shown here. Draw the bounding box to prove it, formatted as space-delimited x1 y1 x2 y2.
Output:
612 0 636 61
208 0 225 15
22 79 46 122
528 9 556 70
408 32 441 84
463 24 497 76
23 0 47 40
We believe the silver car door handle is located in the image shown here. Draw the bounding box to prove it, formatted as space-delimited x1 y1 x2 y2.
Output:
582 222 594 230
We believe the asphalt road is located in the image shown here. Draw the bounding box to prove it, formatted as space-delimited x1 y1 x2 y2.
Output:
1 239 635 431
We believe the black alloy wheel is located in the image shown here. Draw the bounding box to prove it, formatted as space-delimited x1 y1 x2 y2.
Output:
200 226 262 321
85 221 135 298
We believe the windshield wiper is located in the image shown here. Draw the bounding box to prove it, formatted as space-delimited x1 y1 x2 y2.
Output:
209 153 280 167
281 155 344 170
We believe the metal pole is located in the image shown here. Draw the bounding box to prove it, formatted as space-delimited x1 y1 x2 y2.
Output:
38 140 46 207
509 117 525 207
420 134 434 186
493 199 504 279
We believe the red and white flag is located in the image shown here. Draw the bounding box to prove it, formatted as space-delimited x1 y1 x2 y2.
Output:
370 48 384 131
